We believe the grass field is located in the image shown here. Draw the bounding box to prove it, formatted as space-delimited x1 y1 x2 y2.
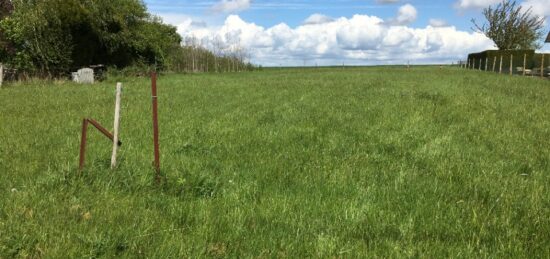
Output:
1 67 549 257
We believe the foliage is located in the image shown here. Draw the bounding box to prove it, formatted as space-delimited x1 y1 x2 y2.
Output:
1 67 550 257
0 0 181 76
472 0 545 50
0 0 13 59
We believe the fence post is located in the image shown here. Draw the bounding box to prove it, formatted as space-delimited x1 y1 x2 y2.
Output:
151 73 161 182
510 54 513 75
485 57 488 71
479 58 482 71
523 54 526 76
111 83 122 169
541 54 545 78
492 57 496 72
0 64 3 88
499 56 503 74
79 119 89 171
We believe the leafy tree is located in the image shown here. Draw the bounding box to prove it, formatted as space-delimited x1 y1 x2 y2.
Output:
0 0 14 61
0 0 181 76
472 0 545 50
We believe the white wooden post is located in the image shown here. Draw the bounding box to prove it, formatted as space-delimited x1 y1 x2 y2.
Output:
493 56 497 72
499 56 503 74
479 58 482 71
485 57 488 71
523 54 526 76
111 82 122 169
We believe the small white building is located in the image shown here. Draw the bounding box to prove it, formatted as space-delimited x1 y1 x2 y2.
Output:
72 68 94 84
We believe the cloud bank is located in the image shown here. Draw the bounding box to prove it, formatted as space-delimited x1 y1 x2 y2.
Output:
211 0 252 14
454 0 500 10
454 0 550 17
175 13 495 66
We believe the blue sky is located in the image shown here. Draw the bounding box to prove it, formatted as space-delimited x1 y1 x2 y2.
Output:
144 0 549 66
146 0 479 30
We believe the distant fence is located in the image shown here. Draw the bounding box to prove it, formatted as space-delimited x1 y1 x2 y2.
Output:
461 50 549 77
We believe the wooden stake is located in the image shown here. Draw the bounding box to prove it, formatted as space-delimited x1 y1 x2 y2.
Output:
510 54 513 75
523 54 526 76
0 64 3 88
79 119 89 171
541 54 545 78
151 73 161 182
111 83 122 169
492 56 497 72
479 58 482 71
499 56 503 74
485 57 488 71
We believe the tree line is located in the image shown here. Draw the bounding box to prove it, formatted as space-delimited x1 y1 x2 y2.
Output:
169 36 255 73
0 0 254 79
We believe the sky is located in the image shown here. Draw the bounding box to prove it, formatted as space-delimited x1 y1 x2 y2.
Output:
144 0 550 66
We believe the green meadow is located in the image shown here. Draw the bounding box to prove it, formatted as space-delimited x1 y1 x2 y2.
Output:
1 67 549 257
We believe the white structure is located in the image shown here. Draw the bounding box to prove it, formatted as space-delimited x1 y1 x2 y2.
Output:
72 68 94 84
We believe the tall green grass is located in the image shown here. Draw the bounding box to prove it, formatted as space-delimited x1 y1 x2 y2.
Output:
1 67 549 257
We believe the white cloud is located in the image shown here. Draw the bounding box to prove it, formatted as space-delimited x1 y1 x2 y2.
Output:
454 0 500 10
304 14 335 25
521 0 550 17
455 0 550 16
387 4 418 25
429 19 449 27
177 14 495 66
211 0 251 13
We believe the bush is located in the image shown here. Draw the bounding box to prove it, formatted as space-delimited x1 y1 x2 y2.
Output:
0 0 181 78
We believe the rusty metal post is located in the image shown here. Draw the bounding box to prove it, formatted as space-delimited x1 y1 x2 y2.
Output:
151 73 161 182
78 118 122 171
79 118 89 171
